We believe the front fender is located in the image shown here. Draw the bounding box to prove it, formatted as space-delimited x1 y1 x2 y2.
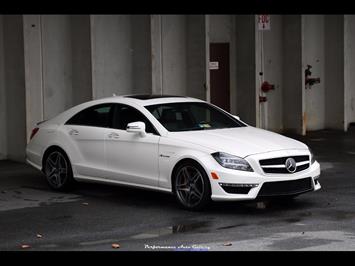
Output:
158 136 214 190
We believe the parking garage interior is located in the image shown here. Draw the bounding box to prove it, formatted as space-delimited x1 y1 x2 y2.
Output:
1 15 355 163
2 14 355 251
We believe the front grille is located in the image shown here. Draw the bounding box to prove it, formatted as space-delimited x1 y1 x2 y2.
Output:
258 177 313 197
259 155 310 174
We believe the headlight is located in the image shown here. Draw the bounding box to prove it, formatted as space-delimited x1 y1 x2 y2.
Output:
309 148 316 164
212 152 253 172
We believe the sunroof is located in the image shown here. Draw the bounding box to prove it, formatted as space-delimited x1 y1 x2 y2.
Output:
124 94 186 100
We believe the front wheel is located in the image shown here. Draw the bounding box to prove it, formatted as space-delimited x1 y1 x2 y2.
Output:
44 149 75 191
173 161 211 211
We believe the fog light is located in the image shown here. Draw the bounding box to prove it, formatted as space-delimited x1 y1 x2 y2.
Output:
218 183 259 188
218 183 259 194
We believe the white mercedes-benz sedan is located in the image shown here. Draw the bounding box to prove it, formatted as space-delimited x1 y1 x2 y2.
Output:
26 95 321 210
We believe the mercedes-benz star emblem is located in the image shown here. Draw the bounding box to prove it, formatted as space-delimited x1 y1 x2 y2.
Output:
285 158 297 173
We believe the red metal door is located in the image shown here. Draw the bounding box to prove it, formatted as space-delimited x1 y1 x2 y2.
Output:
210 43 230 112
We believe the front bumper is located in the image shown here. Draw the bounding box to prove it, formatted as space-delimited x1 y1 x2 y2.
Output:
203 150 321 201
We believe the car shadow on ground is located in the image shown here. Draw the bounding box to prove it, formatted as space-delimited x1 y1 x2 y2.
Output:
74 180 318 215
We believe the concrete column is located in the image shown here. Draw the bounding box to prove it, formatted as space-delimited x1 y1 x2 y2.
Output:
90 15 133 99
282 15 304 135
205 15 211 103
255 16 262 128
235 15 257 126
41 15 73 119
3 15 26 161
23 15 92 132
131 15 152 95
161 15 187 96
71 15 93 105
0 15 7 160
186 15 206 100
258 15 284 133
151 15 163 95
303 15 325 131
324 15 344 130
230 15 237 115
23 15 44 140
344 15 355 131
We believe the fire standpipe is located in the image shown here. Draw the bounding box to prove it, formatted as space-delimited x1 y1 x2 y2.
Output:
258 23 275 130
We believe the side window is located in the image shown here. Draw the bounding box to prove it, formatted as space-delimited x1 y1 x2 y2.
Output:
66 104 113 128
113 105 158 135
149 105 195 131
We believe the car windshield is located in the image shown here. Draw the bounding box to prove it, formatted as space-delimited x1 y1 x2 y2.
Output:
145 102 246 132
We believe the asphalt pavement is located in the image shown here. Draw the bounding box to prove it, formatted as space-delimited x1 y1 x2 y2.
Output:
1 128 355 251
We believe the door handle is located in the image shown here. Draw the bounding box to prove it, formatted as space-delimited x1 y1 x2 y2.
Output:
108 132 120 139
69 129 79 136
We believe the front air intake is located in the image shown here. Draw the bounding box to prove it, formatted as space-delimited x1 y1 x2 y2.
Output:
257 177 313 197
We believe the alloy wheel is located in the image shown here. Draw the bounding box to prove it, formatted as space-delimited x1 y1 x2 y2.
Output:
45 151 68 189
175 165 205 208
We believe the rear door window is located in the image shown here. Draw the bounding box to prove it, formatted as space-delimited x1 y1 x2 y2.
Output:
65 104 114 128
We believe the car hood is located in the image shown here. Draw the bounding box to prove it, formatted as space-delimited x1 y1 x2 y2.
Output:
168 126 308 157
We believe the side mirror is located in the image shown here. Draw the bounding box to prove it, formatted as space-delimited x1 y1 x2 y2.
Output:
126 121 146 137
233 115 240 120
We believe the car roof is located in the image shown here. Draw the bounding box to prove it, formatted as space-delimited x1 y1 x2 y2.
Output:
98 94 204 106
42 94 206 128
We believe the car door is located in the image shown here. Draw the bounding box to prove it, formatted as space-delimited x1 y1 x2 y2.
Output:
64 103 114 178
104 104 160 187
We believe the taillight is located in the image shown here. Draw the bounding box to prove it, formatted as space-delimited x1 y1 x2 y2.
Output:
30 128 39 140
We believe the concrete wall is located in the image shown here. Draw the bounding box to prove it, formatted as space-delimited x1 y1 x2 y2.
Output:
42 15 74 119
41 15 93 120
23 15 45 140
151 15 206 98
161 15 187 96
325 15 344 130
303 15 325 131
131 15 152 95
210 15 233 43
151 15 163 95
283 15 304 134
91 15 133 98
0 16 6 160
71 15 93 105
4 14 355 162
3 15 27 161
235 15 257 126
260 15 284 132
345 15 355 129
91 15 151 99
186 15 206 100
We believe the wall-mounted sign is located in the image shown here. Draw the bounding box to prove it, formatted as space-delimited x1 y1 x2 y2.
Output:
209 61 219 70
258 15 270 30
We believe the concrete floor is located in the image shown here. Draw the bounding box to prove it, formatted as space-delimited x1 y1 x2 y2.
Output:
1 128 355 251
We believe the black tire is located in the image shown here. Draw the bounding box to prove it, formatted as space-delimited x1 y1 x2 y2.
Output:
43 149 76 191
173 160 211 211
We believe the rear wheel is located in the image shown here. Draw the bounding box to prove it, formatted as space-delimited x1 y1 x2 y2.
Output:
44 149 75 191
173 161 211 211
